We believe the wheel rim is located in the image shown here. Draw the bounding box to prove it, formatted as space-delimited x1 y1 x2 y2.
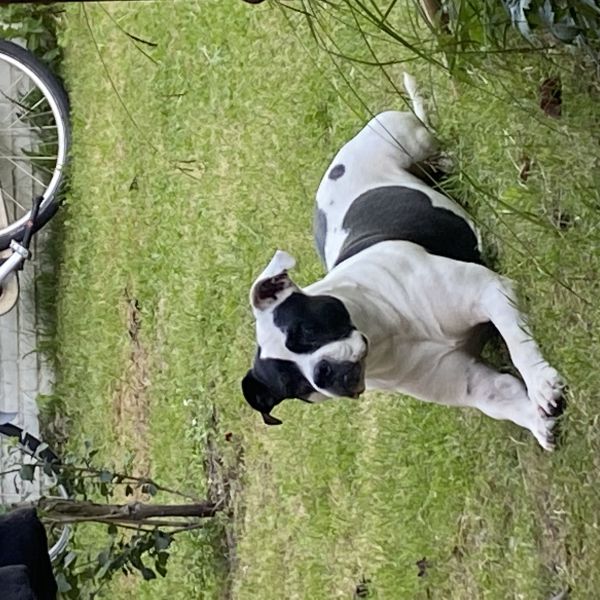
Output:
0 46 68 237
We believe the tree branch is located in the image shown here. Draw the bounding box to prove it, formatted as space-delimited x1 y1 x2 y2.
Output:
37 498 220 525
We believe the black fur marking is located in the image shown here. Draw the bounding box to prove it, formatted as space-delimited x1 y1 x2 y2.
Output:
242 350 317 420
255 273 289 302
328 163 345 180
335 186 482 266
314 206 328 265
273 292 354 354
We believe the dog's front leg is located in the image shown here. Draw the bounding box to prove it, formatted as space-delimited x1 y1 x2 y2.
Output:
476 277 565 417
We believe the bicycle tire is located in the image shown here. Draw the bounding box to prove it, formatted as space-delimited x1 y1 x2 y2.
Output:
0 422 71 561
0 38 70 250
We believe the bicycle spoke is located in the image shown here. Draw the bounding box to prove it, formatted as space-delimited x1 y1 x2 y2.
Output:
7 95 46 126
0 73 27 124
3 153 48 188
0 185 29 214
0 125 58 133
0 155 57 161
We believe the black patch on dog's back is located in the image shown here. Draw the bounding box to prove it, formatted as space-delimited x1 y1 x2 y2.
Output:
336 186 482 266
273 292 353 354
329 164 345 180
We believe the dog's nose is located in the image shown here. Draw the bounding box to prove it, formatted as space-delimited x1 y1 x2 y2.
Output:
343 362 365 397
343 367 361 389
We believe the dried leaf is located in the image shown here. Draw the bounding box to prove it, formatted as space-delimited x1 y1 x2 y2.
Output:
540 77 562 118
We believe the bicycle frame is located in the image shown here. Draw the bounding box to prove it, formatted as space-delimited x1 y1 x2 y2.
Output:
0 195 43 289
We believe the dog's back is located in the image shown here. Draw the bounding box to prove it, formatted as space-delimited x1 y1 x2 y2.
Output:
314 75 480 271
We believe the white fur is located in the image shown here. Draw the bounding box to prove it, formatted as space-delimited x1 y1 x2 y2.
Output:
306 241 563 450
251 74 564 450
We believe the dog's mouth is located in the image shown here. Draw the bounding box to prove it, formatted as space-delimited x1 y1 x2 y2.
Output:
348 386 366 399
298 397 314 404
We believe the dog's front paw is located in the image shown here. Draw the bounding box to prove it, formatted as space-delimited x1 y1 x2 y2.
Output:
527 364 566 417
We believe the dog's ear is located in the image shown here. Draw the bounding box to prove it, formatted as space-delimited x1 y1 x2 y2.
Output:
250 250 298 312
241 370 283 426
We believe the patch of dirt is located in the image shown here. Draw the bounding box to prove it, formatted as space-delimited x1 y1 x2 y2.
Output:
203 404 245 600
112 290 151 488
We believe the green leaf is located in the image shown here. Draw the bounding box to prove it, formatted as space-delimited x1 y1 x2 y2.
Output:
63 551 77 569
550 23 581 42
34 442 48 456
99 470 113 483
43 47 60 61
141 483 158 496
97 549 110 566
96 560 112 580
141 567 156 581
130 550 144 570
55 572 72 593
20 464 35 482
154 531 172 551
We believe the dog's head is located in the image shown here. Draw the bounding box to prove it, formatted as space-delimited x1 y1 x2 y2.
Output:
242 251 368 425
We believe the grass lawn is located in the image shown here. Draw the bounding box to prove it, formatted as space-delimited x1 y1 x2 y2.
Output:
51 0 600 598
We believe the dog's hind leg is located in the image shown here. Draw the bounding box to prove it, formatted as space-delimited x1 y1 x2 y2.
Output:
360 109 437 168
461 359 559 451
402 72 459 189
403 72 428 125
400 349 558 450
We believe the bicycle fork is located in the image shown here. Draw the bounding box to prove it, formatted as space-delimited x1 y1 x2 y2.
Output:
0 195 44 302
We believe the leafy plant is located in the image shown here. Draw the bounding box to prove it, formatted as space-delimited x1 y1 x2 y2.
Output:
0 3 64 70
11 441 225 599
502 0 600 47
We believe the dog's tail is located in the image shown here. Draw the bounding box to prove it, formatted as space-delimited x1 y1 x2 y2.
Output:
403 72 428 126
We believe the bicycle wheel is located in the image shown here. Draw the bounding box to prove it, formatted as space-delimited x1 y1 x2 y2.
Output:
0 422 70 561
0 38 70 250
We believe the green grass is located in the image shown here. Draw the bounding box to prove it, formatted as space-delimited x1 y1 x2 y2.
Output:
51 0 600 598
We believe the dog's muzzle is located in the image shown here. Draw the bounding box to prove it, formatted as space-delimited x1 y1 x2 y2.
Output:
314 358 366 399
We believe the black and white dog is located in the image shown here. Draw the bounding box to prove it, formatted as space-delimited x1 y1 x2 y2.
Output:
242 74 564 450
